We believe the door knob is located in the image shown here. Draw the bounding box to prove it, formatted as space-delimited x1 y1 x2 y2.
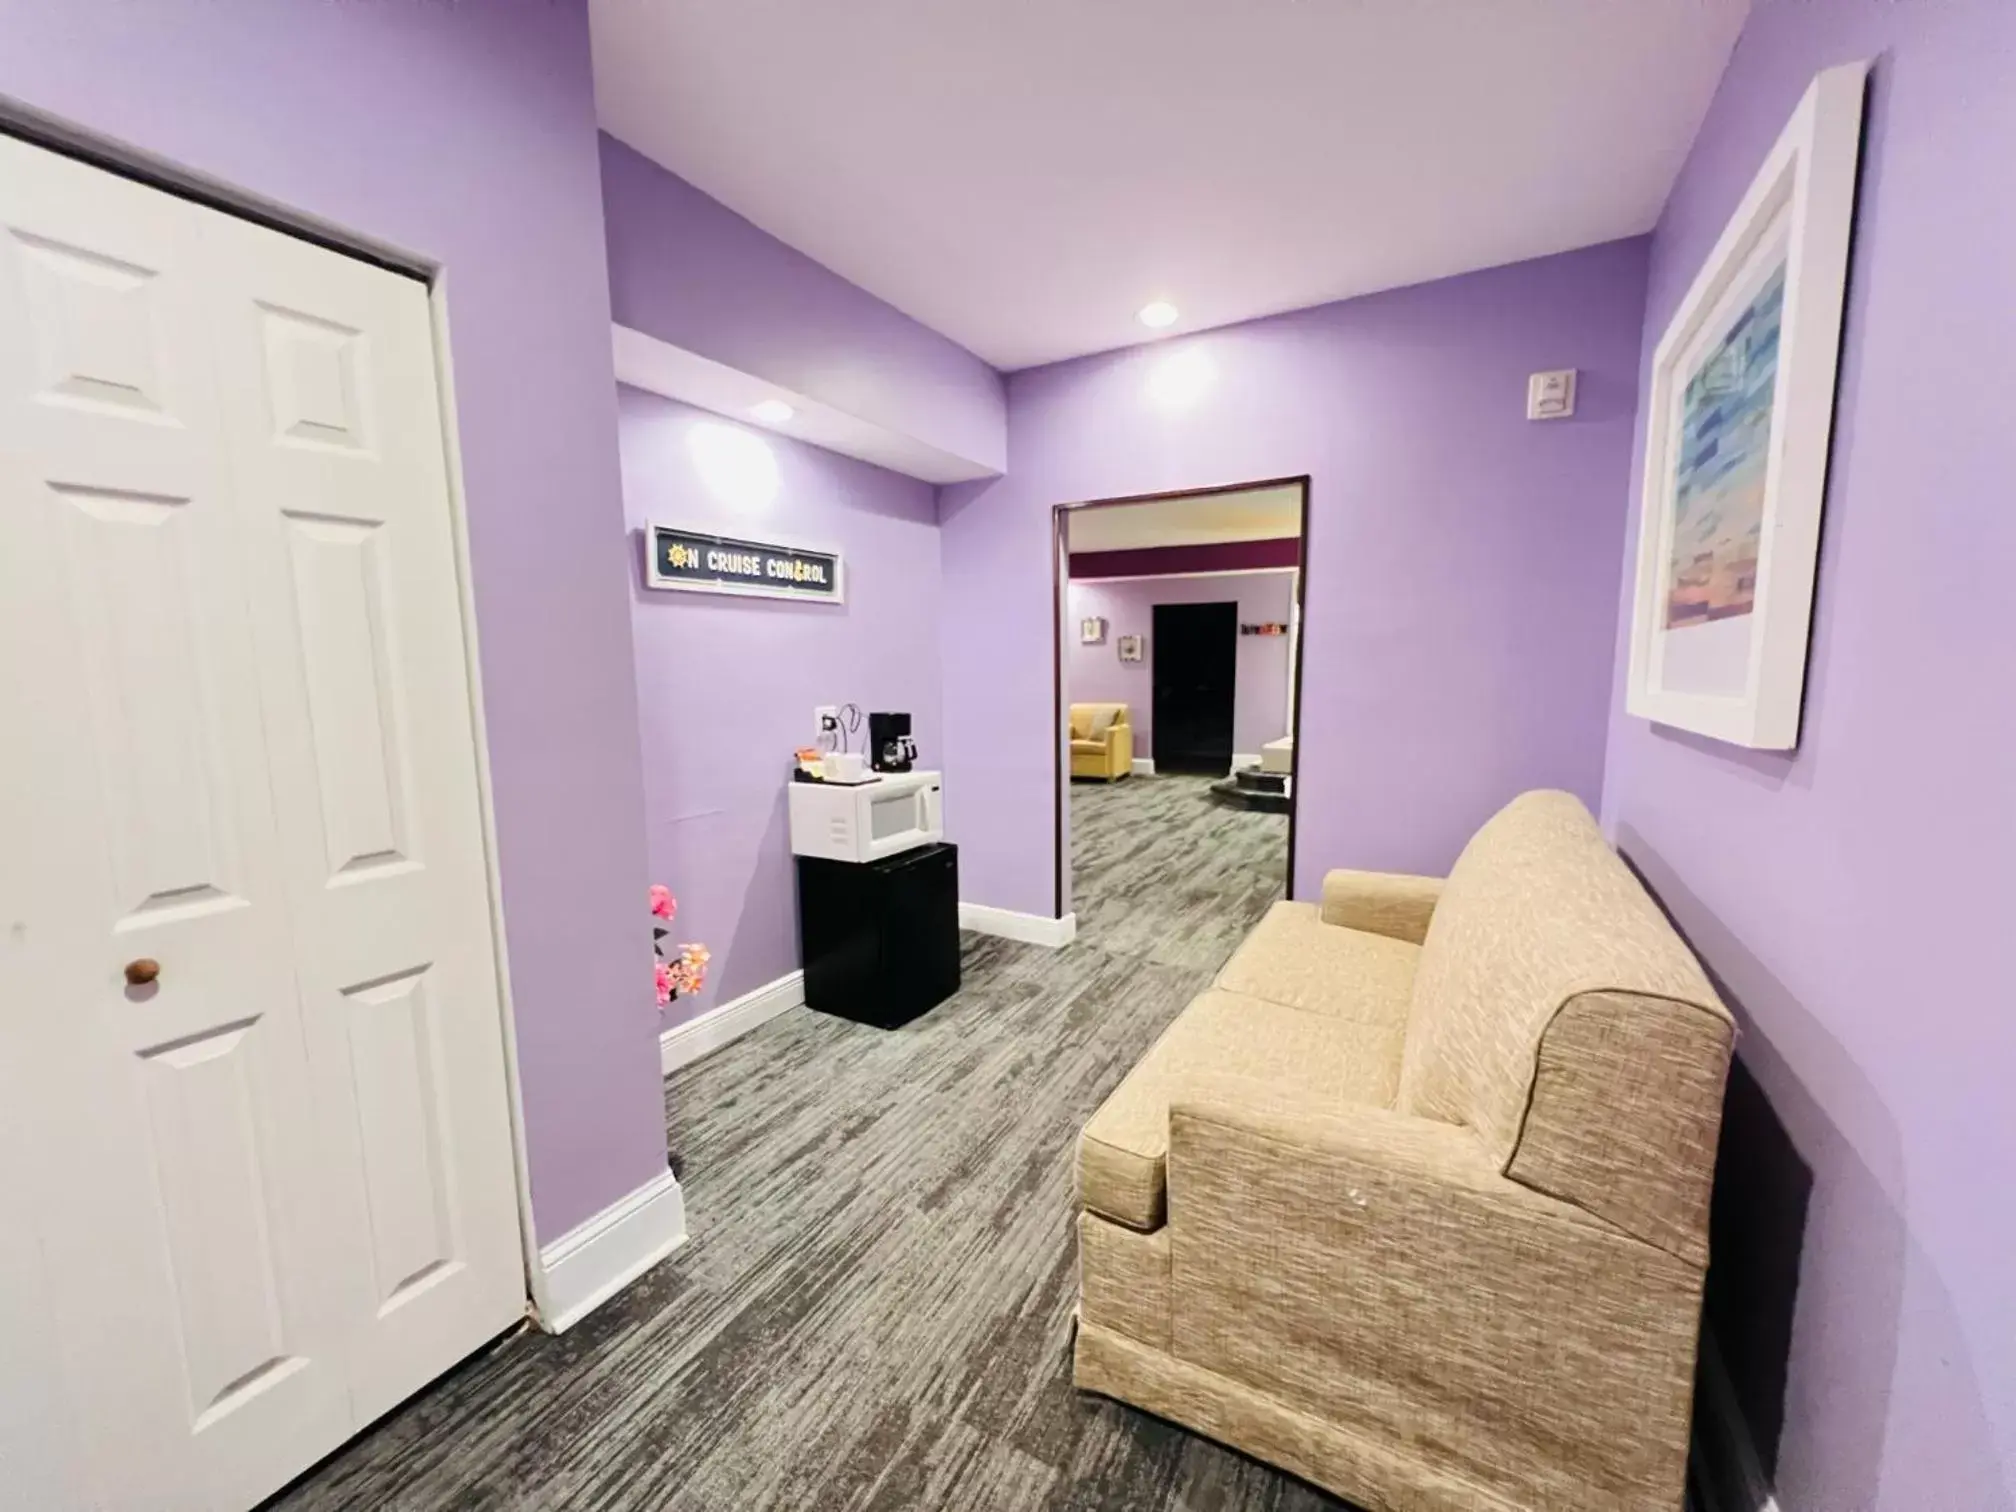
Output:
123 958 161 987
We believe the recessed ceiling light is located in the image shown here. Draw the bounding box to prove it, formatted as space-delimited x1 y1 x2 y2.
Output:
1137 301 1180 329
751 399 795 424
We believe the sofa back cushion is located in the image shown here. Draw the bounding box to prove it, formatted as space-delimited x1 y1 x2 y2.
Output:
1397 791 1732 1260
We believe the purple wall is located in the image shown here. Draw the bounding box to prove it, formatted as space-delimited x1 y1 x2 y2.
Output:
0 0 666 1241
1600 4 2016 1506
1067 574 1295 760
1069 536 1300 579
618 388 943 1026
601 134 1007 475
942 238 1650 916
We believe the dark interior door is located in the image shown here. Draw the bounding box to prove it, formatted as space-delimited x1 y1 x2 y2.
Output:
1151 601 1237 775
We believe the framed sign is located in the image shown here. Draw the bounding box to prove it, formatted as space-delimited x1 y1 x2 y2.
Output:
645 524 844 604
1625 61 1865 749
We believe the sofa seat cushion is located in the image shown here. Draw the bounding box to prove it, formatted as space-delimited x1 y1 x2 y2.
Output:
1070 738 1105 755
1079 989 1403 1231
1214 901 1420 1027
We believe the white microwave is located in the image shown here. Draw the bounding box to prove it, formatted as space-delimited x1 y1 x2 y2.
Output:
788 769 943 863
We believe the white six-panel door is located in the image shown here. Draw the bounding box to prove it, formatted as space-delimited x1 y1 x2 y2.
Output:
200 201 526 1430
0 135 524 1511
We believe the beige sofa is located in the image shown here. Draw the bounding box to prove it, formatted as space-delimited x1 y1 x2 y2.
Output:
1069 702 1132 781
1074 790 1733 1512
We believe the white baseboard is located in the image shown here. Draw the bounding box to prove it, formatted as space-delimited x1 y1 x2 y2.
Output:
531 1168 686 1334
1691 1330 1778 1512
660 969 805 1075
959 902 1078 949
1130 757 1155 776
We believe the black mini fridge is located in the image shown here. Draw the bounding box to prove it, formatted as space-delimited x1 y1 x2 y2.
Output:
796 842 960 1028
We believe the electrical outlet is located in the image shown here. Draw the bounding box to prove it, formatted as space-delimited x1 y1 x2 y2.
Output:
815 705 839 734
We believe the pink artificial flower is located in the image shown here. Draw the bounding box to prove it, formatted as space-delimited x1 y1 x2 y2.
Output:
653 960 674 1005
649 884 675 921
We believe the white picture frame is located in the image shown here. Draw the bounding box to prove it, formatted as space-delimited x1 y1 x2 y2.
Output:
1079 616 1106 644
1117 634 1143 663
1625 61 1868 750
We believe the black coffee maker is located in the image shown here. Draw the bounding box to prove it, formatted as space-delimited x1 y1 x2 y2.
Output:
869 711 917 773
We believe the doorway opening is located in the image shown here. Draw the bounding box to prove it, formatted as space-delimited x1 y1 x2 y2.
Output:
1052 477 1310 933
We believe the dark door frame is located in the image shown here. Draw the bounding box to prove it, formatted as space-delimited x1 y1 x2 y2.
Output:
1051 474 1312 920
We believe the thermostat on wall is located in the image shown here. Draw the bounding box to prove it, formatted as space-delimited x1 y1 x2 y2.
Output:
1527 369 1577 420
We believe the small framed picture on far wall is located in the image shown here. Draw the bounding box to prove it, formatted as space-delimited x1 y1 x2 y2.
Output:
1117 634 1143 662
1079 616 1106 644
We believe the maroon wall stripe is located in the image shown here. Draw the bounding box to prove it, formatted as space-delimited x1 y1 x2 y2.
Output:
1067 536 1300 579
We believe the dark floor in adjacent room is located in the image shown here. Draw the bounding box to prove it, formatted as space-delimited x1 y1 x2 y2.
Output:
269 774 1329 1511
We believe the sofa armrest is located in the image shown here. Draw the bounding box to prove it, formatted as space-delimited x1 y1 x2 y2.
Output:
1107 721 1132 771
1163 1099 1704 1508
1317 868 1442 942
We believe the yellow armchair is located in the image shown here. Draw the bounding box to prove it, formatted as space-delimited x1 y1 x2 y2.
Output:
1069 702 1132 781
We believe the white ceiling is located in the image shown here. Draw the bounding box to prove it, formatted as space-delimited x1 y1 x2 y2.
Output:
1067 486 1302 554
590 0 1747 372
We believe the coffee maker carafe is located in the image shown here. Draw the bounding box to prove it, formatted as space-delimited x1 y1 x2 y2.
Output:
869 711 916 773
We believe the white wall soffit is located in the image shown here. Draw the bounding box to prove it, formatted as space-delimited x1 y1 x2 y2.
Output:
612 324 1000 485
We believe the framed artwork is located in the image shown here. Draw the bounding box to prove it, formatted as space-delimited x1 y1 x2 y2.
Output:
1117 634 1143 663
1079 616 1106 644
1625 61 1867 750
